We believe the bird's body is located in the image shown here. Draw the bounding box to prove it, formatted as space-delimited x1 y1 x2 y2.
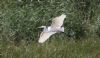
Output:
42 26 64 32
38 14 66 43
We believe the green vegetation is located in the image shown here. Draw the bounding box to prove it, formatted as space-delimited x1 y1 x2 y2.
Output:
1 37 100 58
0 0 100 58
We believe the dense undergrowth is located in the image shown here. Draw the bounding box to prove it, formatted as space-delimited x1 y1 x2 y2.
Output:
0 0 100 58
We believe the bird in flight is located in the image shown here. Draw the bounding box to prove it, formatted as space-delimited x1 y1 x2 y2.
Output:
38 14 66 43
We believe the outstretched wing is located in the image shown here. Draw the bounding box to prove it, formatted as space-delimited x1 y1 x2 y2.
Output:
51 14 66 29
38 32 56 43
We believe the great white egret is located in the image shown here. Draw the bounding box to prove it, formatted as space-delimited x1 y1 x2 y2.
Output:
38 14 66 43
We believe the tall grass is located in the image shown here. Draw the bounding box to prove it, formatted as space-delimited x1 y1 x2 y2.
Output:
0 0 100 58
1 37 100 58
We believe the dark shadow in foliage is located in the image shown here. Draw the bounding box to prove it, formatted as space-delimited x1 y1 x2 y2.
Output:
96 26 100 37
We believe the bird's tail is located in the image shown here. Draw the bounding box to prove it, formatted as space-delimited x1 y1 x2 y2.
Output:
59 27 64 32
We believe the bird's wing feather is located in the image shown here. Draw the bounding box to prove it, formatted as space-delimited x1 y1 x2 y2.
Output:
38 32 56 43
51 14 66 29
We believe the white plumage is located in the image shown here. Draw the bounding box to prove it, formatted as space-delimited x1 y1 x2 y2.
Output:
51 14 66 29
38 14 66 43
38 32 56 43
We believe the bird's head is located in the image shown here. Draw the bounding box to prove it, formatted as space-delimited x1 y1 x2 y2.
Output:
38 26 46 28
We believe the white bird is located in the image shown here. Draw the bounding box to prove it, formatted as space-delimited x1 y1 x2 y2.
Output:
38 14 66 43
